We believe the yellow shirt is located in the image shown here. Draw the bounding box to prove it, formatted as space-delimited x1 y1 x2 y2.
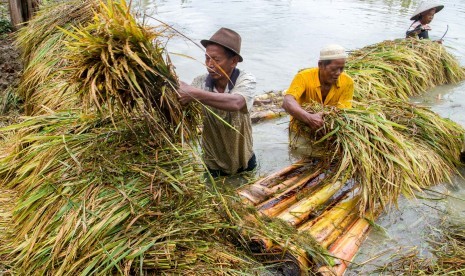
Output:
285 68 354 108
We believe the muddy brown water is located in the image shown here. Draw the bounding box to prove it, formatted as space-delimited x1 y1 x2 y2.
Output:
141 0 465 272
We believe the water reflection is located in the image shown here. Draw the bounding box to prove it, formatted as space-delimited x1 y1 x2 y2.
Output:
140 0 464 94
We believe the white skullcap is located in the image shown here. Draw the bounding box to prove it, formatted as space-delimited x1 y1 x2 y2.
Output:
319 44 348 61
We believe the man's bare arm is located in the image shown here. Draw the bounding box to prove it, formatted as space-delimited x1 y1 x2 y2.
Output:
282 94 323 129
178 81 246 112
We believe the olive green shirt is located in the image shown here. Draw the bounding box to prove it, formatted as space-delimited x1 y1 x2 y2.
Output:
191 70 256 174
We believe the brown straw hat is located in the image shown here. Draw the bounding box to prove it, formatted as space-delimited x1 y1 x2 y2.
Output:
410 1 444 21
201 27 243 62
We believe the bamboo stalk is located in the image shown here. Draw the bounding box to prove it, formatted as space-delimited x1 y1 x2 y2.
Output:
276 181 344 226
248 160 307 188
317 210 378 275
297 191 360 245
249 236 274 253
237 160 316 205
257 171 325 217
319 212 359 249
309 182 356 219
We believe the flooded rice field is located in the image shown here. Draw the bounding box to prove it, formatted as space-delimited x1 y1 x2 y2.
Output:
141 0 465 272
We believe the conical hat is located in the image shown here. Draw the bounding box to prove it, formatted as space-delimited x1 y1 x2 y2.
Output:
410 1 444 21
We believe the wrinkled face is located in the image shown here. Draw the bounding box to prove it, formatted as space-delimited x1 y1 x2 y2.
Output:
205 44 238 82
319 59 346 85
420 8 436 24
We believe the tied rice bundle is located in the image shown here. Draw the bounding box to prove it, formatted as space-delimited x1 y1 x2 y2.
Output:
1 0 334 274
16 0 200 142
292 101 459 213
0 112 262 275
16 0 95 114
380 99 464 167
63 0 187 127
346 39 465 102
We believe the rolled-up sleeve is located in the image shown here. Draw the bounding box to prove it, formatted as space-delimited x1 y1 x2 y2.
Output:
231 72 256 113
285 72 306 105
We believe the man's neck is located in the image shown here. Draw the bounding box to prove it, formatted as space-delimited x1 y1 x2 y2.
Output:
214 79 228 93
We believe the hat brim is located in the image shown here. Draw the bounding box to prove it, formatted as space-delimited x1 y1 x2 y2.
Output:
410 5 444 21
201 39 243 62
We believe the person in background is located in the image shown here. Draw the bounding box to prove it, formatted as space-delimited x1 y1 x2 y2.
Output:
282 44 354 154
177 27 257 177
406 1 444 41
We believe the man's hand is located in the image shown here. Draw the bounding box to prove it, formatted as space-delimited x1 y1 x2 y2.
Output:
177 81 195 106
304 112 324 129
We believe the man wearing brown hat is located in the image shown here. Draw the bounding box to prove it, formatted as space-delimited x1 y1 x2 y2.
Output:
282 44 354 154
178 27 256 177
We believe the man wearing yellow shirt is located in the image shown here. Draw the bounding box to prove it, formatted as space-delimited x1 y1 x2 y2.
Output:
282 44 354 154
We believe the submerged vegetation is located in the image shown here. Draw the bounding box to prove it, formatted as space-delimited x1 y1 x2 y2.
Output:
371 215 465 275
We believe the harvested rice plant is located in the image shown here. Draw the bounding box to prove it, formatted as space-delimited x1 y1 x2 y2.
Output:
346 39 465 101
291 39 465 213
294 101 462 210
0 0 323 274
1 0 465 274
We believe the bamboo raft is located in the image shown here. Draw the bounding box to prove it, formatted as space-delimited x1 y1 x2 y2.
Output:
237 160 378 275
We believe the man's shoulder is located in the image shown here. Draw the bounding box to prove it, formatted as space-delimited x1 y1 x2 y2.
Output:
297 67 318 75
340 72 354 84
237 69 256 82
192 73 209 82
191 73 209 88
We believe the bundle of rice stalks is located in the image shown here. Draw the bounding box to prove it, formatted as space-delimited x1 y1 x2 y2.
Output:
0 187 17 273
16 0 199 142
346 39 465 101
292 101 459 213
0 112 267 275
16 0 95 114
380 99 464 167
63 0 189 127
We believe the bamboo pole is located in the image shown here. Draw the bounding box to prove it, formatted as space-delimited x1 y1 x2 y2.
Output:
237 160 316 205
308 183 355 219
257 171 325 217
319 212 359 249
297 192 360 244
276 181 344 226
317 210 378 275
247 235 310 275
248 160 307 187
